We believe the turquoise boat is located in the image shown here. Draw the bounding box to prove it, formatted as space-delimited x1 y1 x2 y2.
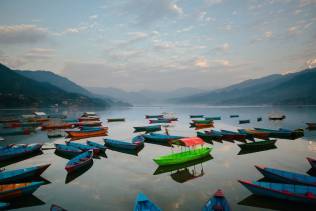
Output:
0 164 50 183
134 125 161 133
86 141 107 152
145 115 163 119
0 181 45 200
255 165 316 186
66 142 99 155
0 144 42 161
55 144 82 157
149 119 171 124
143 133 183 143
254 127 304 139
202 189 231 211
205 117 221 121
65 150 93 173
134 192 161 211
104 136 144 150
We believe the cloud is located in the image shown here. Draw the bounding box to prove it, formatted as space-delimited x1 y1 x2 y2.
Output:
195 57 209 68
205 0 223 6
299 0 316 7
0 24 49 44
264 31 273 38
23 48 55 60
214 43 231 52
89 14 98 20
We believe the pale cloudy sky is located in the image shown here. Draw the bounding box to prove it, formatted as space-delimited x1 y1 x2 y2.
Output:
0 0 315 91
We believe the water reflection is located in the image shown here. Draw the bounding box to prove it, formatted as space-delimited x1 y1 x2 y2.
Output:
65 161 94 184
106 145 144 156
238 145 277 155
0 151 43 168
238 195 315 211
4 195 45 210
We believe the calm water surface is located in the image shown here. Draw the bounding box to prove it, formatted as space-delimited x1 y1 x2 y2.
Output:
1 105 316 211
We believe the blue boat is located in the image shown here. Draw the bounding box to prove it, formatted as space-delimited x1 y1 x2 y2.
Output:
202 189 231 211
66 142 100 155
197 131 222 141
0 164 50 183
55 144 83 157
254 128 304 139
255 165 316 187
205 116 221 121
65 150 93 173
149 119 171 124
0 181 45 200
143 133 183 143
0 144 42 161
239 180 316 204
104 136 144 150
80 126 104 132
0 202 9 209
145 115 163 119
134 192 161 211
86 141 107 152
134 125 161 133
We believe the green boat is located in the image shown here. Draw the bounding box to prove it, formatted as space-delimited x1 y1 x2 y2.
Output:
153 147 212 166
107 118 125 122
192 120 213 124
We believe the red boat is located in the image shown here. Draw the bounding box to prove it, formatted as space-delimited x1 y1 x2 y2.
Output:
78 117 100 122
66 128 108 139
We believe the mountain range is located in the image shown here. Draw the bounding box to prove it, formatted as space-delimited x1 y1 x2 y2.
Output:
171 67 316 105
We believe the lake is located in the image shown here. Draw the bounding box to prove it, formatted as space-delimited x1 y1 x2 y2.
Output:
1 105 316 211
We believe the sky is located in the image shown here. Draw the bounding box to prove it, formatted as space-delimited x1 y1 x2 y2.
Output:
0 0 315 91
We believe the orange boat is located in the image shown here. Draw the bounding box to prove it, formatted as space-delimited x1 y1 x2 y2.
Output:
191 122 214 129
78 117 100 122
42 123 74 130
243 129 270 140
66 128 108 139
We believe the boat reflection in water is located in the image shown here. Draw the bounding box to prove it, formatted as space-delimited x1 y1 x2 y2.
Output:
65 160 94 184
153 155 212 183
238 145 277 155
0 151 43 168
106 144 144 156
238 194 315 211
3 195 45 210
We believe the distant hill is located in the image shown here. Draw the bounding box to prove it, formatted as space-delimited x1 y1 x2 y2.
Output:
87 87 205 105
172 67 316 105
0 63 109 108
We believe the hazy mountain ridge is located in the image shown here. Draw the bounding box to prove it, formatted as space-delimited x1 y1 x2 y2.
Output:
0 63 110 108
171 67 316 105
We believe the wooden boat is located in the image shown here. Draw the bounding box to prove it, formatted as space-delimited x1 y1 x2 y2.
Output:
0 164 50 183
65 150 93 173
238 139 276 150
42 123 73 130
205 116 221 121
220 130 246 141
202 189 231 211
107 118 125 122
145 115 163 119
190 115 204 118
230 115 239 118
0 202 9 209
143 133 183 143
238 129 269 140
86 141 107 152
104 136 144 150
134 125 161 133
66 142 99 155
50 204 67 211
27 117 49 123
153 137 212 166
255 165 316 187
254 128 304 139
66 128 108 139
0 181 45 200
269 114 286 120
239 180 316 204
239 120 250 124
197 131 222 141
191 123 214 128
0 127 31 136
79 126 105 132
306 123 316 129
78 116 100 122
149 119 171 124
0 144 42 161
74 121 102 127
134 192 161 211
307 157 316 169
55 144 83 157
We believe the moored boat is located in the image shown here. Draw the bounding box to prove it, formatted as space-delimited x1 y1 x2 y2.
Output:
65 150 93 173
0 143 42 161
104 136 144 150
55 144 83 157
197 130 222 141
66 128 108 139
0 127 31 136
205 116 221 121
306 123 316 129
202 189 231 211
238 139 277 150
143 133 183 143
78 116 100 122
74 121 102 127
153 137 212 166
192 120 213 124
134 192 161 211
0 202 9 209
66 142 99 155
0 181 45 200
239 120 250 124
190 115 204 118
190 122 214 128
0 164 50 183
230 115 239 118
107 118 125 122
238 129 269 140
220 130 246 141
269 114 286 120
86 141 107 152
255 165 316 186
307 157 316 169
254 127 304 139
239 180 316 204
149 119 171 124
42 123 74 130
145 115 163 119
134 125 161 133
